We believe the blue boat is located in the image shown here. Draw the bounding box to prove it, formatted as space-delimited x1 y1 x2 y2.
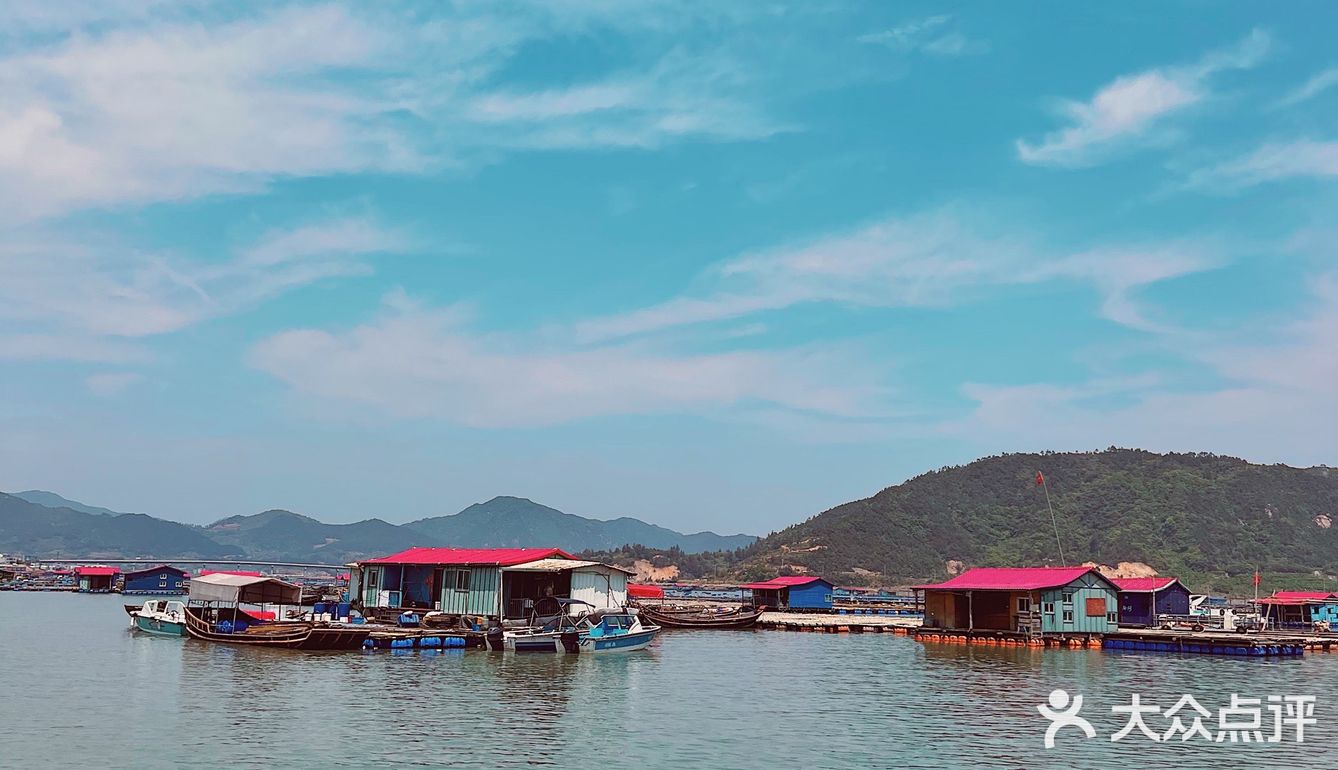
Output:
494 599 660 653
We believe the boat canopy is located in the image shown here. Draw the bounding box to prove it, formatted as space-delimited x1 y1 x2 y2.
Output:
189 573 302 605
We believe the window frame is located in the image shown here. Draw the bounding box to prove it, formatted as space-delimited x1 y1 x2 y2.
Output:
1062 609 1074 624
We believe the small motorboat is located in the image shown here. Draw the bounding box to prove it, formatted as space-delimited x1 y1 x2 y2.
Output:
128 598 189 637
488 599 660 653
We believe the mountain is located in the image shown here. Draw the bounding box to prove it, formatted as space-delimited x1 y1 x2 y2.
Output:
13 490 125 517
0 492 235 559
738 449 1338 591
407 496 757 553
204 509 431 564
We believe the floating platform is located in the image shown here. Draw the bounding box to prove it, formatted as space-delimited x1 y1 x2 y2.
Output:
363 628 484 650
912 628 1095 648
1104 629 1307 657
757 612 921 633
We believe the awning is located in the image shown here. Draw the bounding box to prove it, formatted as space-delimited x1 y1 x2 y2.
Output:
189 573 302 604
503 558 635 575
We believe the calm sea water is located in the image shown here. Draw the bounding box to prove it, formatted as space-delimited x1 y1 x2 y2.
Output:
1 593 1333 769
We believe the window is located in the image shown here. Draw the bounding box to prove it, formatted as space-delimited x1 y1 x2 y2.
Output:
366 570 379 589
445 569 470 592
1061 591 1074 604
1043 602 1056 615
1062 610 1074 623
1107 612 1118 623
1016 596 1031 613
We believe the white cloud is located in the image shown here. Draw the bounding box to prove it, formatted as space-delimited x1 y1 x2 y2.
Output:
1275 67 1338 108
249 296 887 428
857 15 987 57
1184 139 1338 191
0 4 794 221
1017 29 1270 167
0 217 401 358
86 371 144 397
945 274 1338 466
573 208 1219 342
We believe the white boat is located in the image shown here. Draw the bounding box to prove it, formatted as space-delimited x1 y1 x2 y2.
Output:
489 599 660 653
125 598 188 637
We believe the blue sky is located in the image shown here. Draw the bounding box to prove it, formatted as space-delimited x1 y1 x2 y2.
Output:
1 2 1335 535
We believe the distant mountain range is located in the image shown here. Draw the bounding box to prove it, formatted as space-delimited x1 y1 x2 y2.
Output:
0 492 756 563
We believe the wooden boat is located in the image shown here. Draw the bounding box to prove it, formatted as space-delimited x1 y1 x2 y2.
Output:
128 598 189 637
638 605 763 629
184 573 370 651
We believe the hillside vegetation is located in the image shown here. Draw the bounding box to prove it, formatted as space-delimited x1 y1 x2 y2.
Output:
736 449 1338 593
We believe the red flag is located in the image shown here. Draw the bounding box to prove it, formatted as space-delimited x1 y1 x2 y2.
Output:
1035 471 1045 486
1253 571 1261 587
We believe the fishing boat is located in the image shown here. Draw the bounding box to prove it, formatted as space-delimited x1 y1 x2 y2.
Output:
183 573 370 651
127 598 189 637
637 604 762 629
488 599 660 653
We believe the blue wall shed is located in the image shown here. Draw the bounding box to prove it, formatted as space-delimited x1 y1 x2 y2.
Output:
123 565 188 595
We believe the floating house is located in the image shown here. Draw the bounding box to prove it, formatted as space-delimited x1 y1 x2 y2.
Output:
74 566 120 593
915 567 1119 637
350 547 632 620
1255 591 1338 629
1111 577 1191 626
741 576 835 611
123 565 189 595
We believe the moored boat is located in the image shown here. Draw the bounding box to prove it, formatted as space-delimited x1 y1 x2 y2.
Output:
638 604 762 629
184 573 370 651
128 598 189 637
489 599 660 653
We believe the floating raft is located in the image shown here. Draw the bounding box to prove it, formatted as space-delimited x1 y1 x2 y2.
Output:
1103 630 1306 657
363 628 483 650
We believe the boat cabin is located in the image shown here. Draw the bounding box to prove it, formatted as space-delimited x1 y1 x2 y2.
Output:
1111 576 1192 626
916 567 1119 637
740 576 835 611
351 547 632 621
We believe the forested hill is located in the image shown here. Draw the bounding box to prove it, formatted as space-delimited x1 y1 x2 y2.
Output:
737 450 1338 589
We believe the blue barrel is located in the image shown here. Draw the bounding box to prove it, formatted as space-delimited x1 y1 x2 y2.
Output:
391 638 413 648
446 637 465 648
420 637 442 647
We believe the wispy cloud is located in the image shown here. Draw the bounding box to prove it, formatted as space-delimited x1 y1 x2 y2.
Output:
573 208 1220 342
0 216 402 359
857 15 987 57
86 371 144 397
1275 67 1338 109
1017 29 1270 167
249 294 888 428
1184 139 1338 191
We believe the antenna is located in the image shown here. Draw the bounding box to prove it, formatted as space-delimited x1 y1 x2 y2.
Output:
1038 472 1066 565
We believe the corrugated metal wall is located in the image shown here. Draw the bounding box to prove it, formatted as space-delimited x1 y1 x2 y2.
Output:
569 568 628 611
1040 576 1116 633
788 581 834 610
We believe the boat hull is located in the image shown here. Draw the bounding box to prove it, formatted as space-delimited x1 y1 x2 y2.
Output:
639 607 762 629
501 627 659 653
184 607 370 651
134 615 187 637
580 627 658 652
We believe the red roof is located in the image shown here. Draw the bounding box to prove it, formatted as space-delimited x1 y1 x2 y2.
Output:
1112 577 1181 592
74 566 120 576
1256 591 1338 606
200 569 263 577
628 583 665 599
914 567 1102 591
740 576 829 590
364 547 574 566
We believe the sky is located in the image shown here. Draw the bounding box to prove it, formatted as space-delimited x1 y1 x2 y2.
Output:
1 2 1335 535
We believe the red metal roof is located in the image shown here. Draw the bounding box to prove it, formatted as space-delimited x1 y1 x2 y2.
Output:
364 547 574 566
740 576 828 590
1111 577 1181 592
628 583 665 599
913 567 1101 591
200 569 263 577
1255 590 1338 605
74 566 120 576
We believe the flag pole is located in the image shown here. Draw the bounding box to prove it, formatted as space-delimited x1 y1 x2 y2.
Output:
1040 472 1066 566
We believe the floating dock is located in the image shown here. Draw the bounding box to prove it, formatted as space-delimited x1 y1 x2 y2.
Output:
1103 629 1307 657
757 611 921 633
362 627 484 650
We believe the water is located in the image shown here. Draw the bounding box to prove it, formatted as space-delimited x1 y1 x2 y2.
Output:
1 593 1332 769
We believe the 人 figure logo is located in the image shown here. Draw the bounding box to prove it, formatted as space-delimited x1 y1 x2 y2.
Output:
1038 689 1096 748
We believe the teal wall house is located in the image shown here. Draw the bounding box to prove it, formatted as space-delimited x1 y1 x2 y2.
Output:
351 547 631 620
916 567 1119 637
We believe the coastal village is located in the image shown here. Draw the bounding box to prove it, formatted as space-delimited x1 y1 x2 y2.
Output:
6 546 1338 657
